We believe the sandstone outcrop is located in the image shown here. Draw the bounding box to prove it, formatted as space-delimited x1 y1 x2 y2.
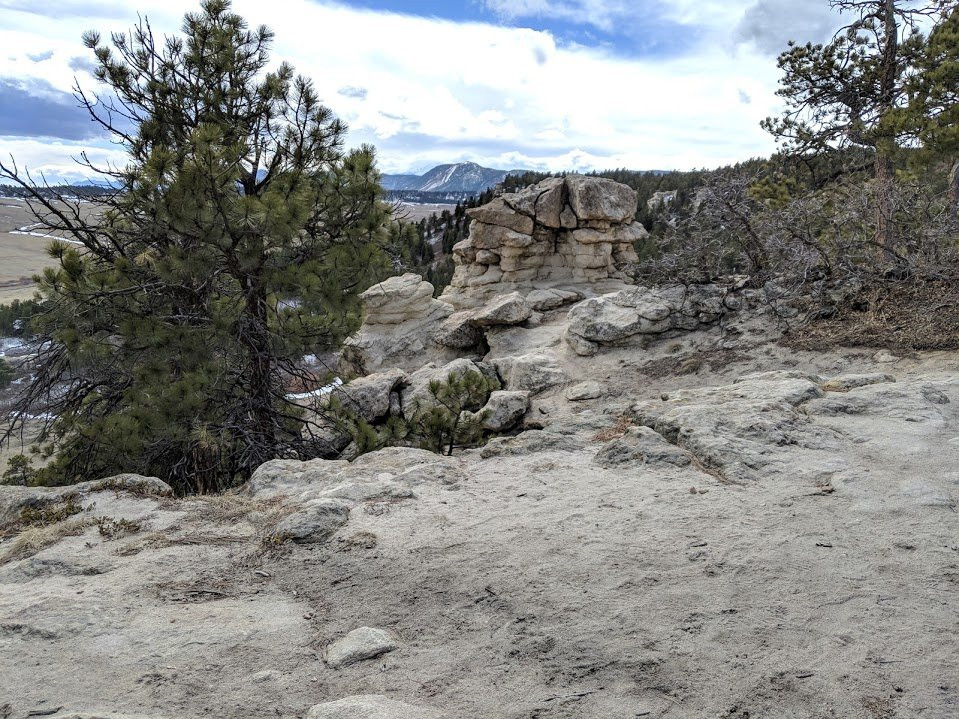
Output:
440 175 647 309
565 283 730 356
341 274 457 374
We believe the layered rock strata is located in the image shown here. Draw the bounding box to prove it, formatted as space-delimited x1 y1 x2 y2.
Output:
440 175 648 309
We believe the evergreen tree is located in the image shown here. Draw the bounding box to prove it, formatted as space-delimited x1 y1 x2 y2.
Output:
909 4 959 211
0 1 390 493
761 1 950 257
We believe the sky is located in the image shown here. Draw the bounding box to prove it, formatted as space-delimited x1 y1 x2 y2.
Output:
0 0 845 182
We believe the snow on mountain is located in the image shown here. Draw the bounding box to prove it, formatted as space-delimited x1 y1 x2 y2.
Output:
381 162 527 193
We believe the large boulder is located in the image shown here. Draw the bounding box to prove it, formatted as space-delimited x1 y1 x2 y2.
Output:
401 359 496 419
493 353 567 395
328 369 406 422
565 174 638 222
471 292 532 327
474 390 530 432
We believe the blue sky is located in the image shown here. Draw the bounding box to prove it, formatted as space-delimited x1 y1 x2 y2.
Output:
0 0 844 182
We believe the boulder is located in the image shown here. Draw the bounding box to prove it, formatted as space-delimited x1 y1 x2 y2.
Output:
566 174 638 222
401 359 495 419
325 627 401 669
566 381 603 401
494 353 567 395
475 390 530 432
329 369 406 422
471 292 532 327
270 499 351 543
565 285 731 355
432 311 484 349
467 197 535 234
360 274 441 325
306 695 441 719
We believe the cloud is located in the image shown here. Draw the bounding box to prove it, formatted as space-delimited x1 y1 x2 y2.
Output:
68 56 98 75
337 85 368 100
0 77 100 140
734 0 840 55
0 0 795 177
27 50 54 62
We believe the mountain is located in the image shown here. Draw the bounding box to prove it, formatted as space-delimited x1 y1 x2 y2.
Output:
381 162 528 193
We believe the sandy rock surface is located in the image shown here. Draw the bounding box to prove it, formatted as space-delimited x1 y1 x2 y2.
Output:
3 295 959 719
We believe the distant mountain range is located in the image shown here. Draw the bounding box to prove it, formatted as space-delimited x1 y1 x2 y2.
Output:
381 162 530 193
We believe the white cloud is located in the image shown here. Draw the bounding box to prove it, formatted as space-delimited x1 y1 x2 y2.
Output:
0 0 830 178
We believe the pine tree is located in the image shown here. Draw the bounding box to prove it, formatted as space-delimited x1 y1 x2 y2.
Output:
0 1 391 493
908 4 959 212
761 1 950 258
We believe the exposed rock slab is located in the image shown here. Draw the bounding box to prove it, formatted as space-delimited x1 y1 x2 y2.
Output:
307 695 441 719
566 284 730 355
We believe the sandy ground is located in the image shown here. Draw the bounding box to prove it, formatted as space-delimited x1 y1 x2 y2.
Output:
0 306 957 719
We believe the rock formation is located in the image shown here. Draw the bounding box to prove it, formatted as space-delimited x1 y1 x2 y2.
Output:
4 182 959 719
340 273 457 375
440 175 648 309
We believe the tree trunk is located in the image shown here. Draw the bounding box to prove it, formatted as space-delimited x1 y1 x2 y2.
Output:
244 279 276 468
875 152 897 258
949 160 959 218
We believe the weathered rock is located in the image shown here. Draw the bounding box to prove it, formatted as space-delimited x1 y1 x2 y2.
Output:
269 499 351 543
306 695 441 719
0 475 173 527
325 627 400 669
566 174 638 222
594 426 693 468
480 429 587 457
566 381 603 401
401 359 495 418
330 369 407 422
341 275 458 375
823 373 895 392
471 292 532 327
467 197 535 234
566 284 732 355
359 274 442 325
494 353 568 395
432 311 484 349
526 288 583 311
440 176 641 309
475 390 530 432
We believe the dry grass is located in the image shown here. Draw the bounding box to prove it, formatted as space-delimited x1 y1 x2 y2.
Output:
188 493 285 524
591 415 636 443
784 279 959 352
0 517 91 564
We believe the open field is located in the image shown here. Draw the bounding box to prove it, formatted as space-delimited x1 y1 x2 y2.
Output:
0 197 101 302
392 201 456 222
